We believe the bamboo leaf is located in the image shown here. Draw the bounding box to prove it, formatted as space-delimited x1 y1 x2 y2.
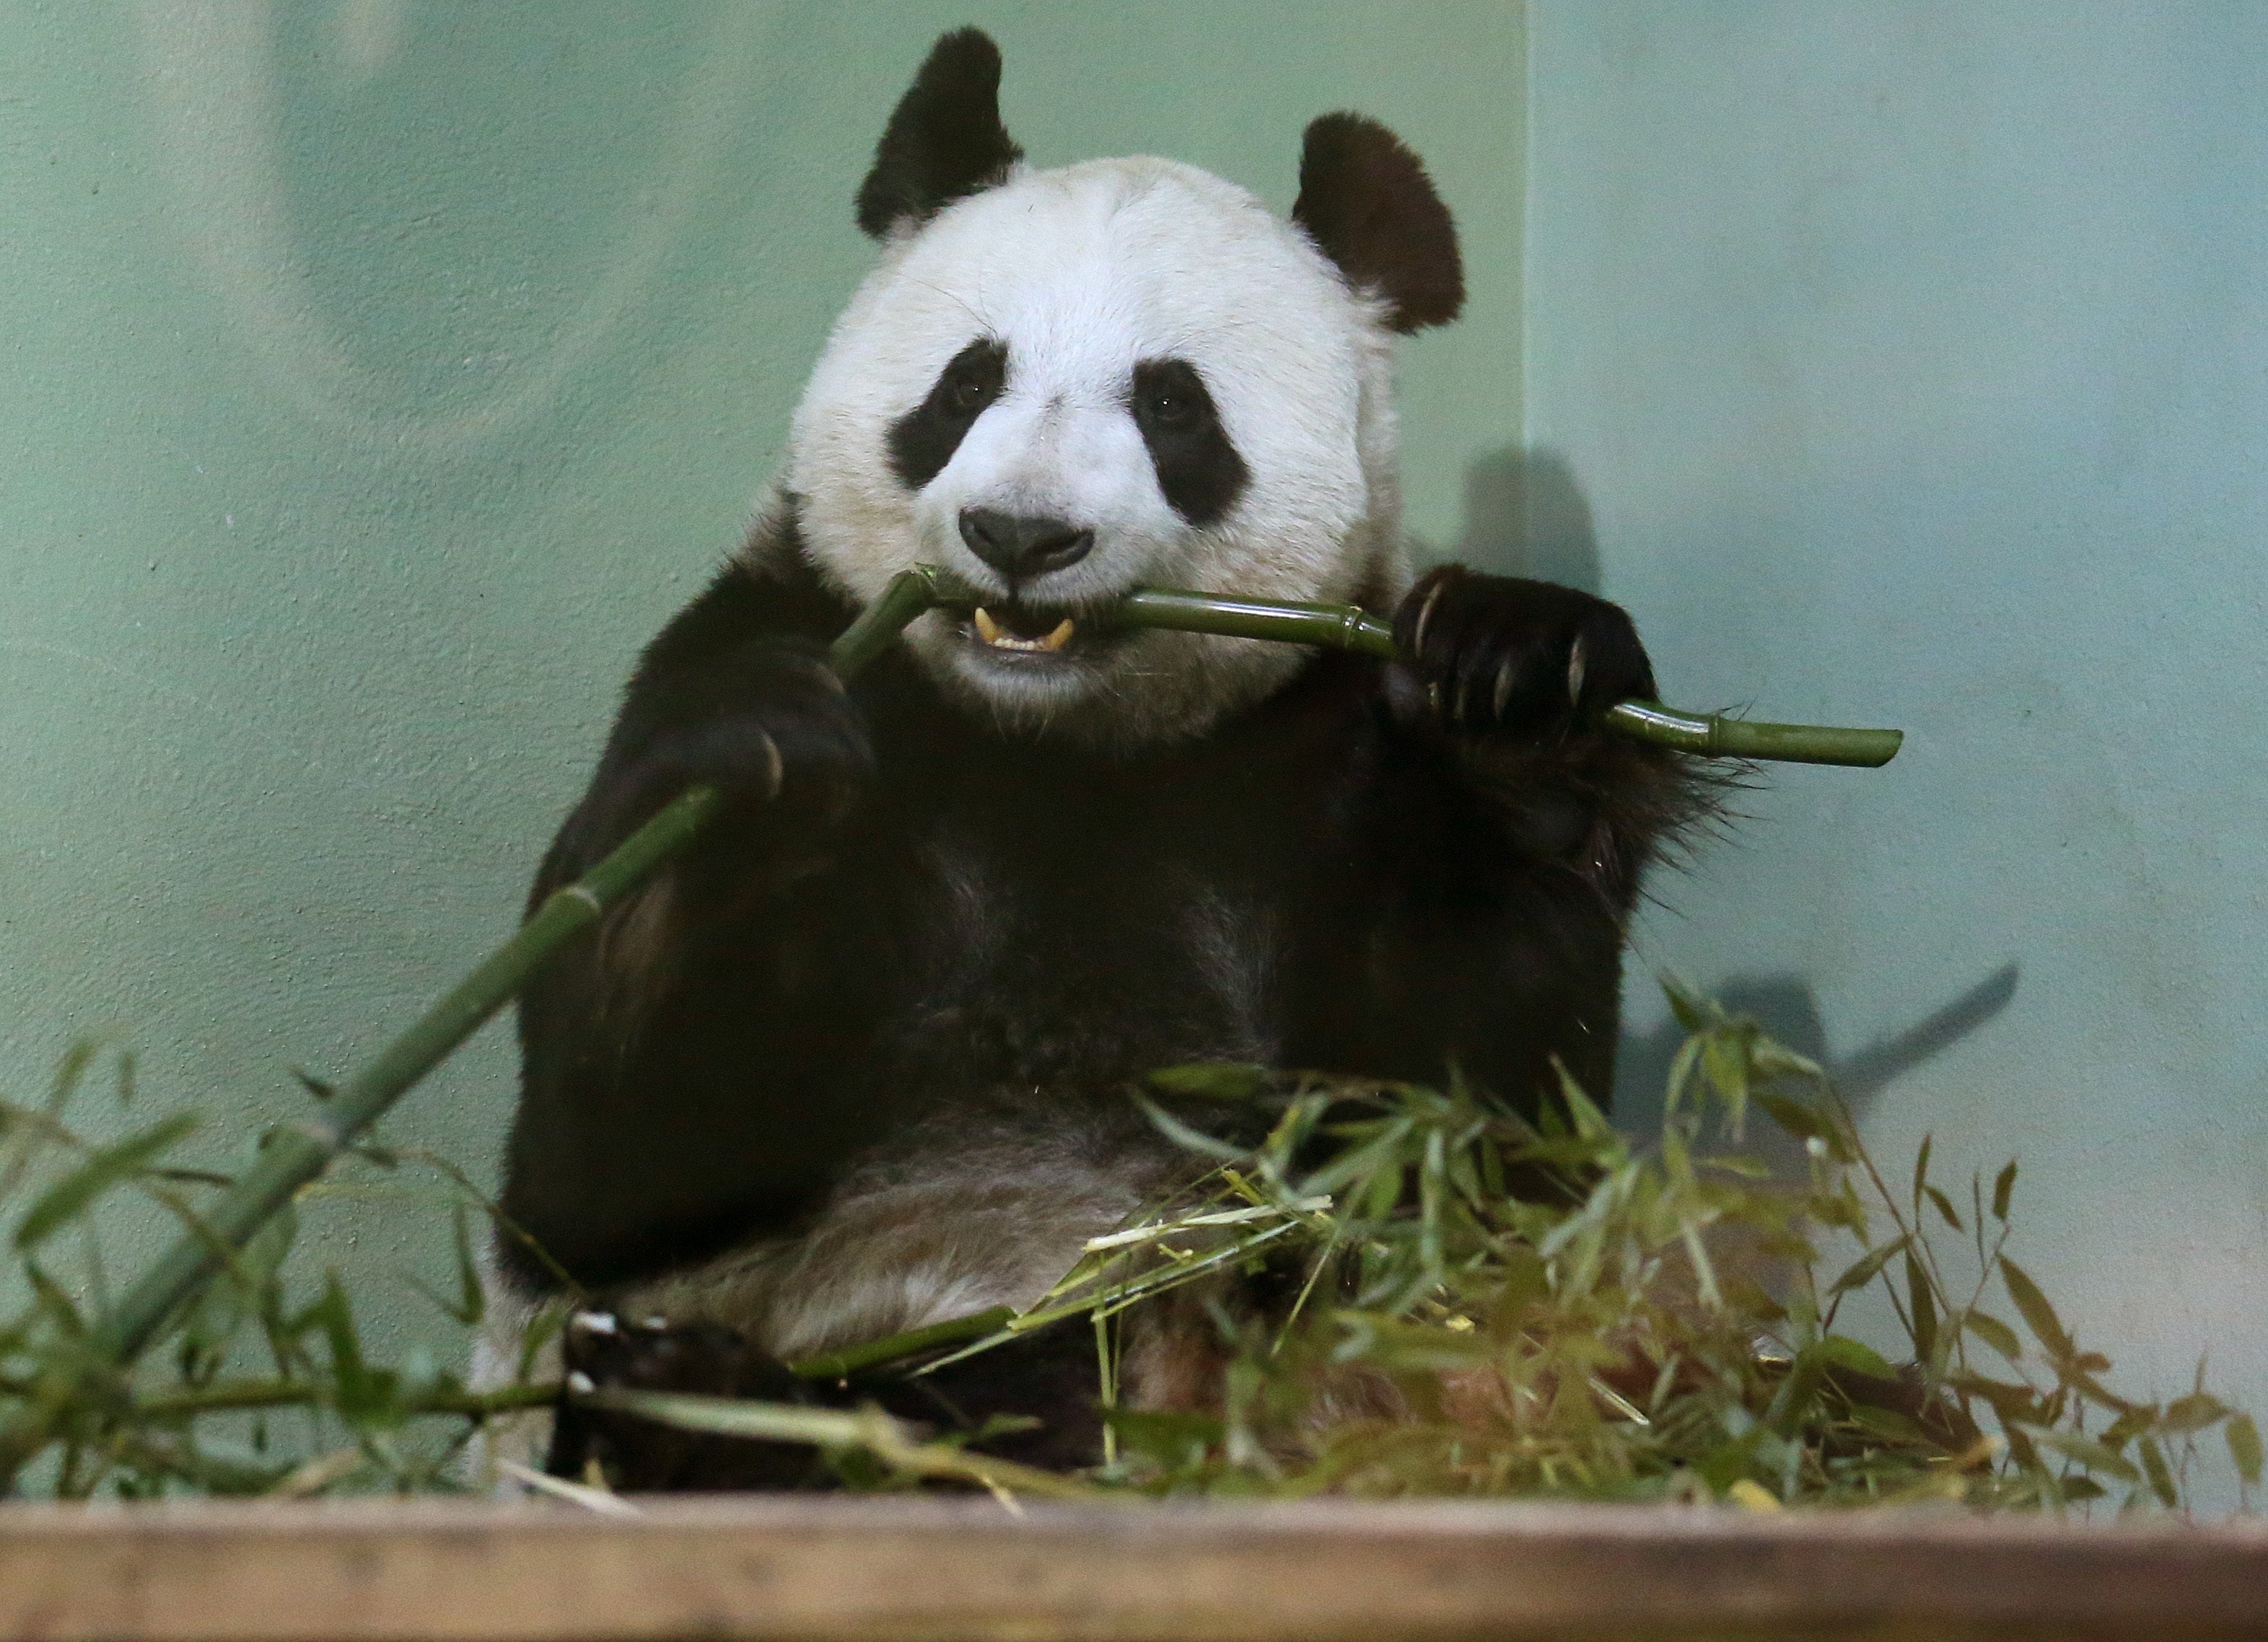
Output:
402 1205 485 1327
1912 1133 1933 1211
2028 1426 2140 1483
2228 1413 2262 1485
1663 1037 1703 1118
1132 1094 1252 1164
2100 1405 2157 1451
1662 979 1708 1034
1953 1370 2044 1426
1552 1063 1615 1142
1963 1310 2023 1363
2000 1257 2074 1363
2160 1392 2228 1435
2138 1436 2178 1507
1751 1040 1825 1081
1827 1233 1910 1297
24 1262 87 1336
1753 1087 1831 1145
1922 1184 1963 1233
1145 1063 1269 1102
1298 1116 1416 1198
1904 1248 1938 1364
1813 1334 1897 1381
1991 1159 2018 1222
14 1112 200 1250
1699 1033 1751 1136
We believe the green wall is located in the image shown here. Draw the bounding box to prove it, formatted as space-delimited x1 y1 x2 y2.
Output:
1526 1 2268 1490
0 4 1523 1345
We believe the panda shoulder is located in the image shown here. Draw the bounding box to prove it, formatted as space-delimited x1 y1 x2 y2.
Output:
634 496 851 682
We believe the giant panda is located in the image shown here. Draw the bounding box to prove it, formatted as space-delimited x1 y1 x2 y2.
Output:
490 28 1702 1490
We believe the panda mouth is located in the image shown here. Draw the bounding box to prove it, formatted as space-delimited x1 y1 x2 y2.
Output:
968 604 1078 654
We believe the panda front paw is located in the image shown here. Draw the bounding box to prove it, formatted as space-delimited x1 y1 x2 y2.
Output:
591 639 873 854
548 1310 823 1492
1391 566 1656 739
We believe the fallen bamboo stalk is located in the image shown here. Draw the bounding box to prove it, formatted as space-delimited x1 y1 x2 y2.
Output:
0 565 1901 1484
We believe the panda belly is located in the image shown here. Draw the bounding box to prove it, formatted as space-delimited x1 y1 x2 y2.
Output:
621 806 1297 1364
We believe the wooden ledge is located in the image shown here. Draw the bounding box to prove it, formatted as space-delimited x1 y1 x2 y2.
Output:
0 1496 2261 1642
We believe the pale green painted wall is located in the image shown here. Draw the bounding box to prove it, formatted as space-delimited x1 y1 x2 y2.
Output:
0 4 1523 1346
1525 1 2268 1475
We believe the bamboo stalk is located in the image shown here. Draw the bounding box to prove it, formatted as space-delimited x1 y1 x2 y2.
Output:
787 1305 1017 1382
0 564 1901 1485
1096 587 1904 768
131 1377 561 1421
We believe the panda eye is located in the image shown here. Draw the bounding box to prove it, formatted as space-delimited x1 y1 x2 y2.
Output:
927 339 1007 421
1143 391 1192 428
1131 359 1216 438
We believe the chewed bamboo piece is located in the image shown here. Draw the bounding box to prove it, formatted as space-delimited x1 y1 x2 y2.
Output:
0 563 1901 1484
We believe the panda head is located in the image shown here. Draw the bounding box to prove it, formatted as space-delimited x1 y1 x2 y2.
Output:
787 29 1463 747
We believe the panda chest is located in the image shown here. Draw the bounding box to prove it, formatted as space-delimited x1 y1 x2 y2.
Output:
895 796 1294 1084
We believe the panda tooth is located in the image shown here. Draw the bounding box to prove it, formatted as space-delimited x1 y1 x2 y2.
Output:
973 607 1004 645
1040 618 1074 651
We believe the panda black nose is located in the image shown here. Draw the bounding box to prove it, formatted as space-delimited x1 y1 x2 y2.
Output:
957 509 1094 578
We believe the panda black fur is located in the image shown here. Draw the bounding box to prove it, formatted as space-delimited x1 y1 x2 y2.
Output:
490 29 1705 1490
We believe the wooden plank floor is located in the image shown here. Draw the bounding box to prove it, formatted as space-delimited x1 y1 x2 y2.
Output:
0 1497 2260 1642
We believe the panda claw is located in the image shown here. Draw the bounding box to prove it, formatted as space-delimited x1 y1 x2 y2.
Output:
1411 577 1450 655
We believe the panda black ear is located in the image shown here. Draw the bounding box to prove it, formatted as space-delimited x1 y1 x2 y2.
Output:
854 29 1025 240
1291 113 1464 333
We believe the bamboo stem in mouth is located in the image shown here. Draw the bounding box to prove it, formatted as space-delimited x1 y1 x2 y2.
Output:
0 565 1899 1483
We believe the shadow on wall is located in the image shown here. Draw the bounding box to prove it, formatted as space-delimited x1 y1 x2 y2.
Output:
1453 445 1603 593
1614 964 2023 1141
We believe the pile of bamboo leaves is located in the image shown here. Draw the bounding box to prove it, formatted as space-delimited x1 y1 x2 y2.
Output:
0 985 2254 1511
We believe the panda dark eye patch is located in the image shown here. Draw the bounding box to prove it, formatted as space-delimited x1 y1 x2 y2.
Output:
888 337 1008 491
1129 359 1248 527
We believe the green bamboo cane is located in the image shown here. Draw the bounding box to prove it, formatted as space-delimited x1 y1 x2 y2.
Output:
1096 587 1904 767
0 563 1900 1484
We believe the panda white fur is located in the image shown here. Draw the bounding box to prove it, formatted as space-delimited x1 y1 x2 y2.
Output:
489 29 1699 1489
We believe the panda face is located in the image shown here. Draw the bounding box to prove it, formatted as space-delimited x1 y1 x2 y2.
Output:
792 159 1397 745
781 32 1461 748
